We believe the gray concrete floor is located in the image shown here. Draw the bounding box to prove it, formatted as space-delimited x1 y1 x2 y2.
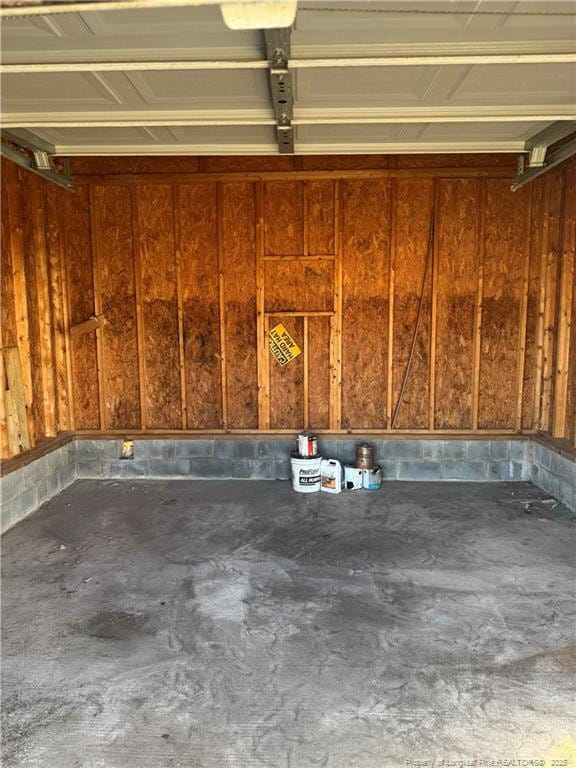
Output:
2 480 575 768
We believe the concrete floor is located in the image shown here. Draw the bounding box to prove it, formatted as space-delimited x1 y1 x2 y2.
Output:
2 480 575 768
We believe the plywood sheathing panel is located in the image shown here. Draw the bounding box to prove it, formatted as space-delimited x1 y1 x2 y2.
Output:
44 184 71 432
91 185 141 429
391 178 434 429
478 179 528 429
3 346 31 453
434 179 480 430
4 164 36 444
206 157 295 174
306 181 336 256
221 182 258 429
264 260 334 313
5 153 576 458
1 175 17 349
568 242 576 446
0 171 14 456
522 178 544 430
307 315 331 430
540 170 564 433
557 161 576 442
268 315 305 430
62 185 100 429
134 184 182 429
341 180 391 429
301 156 392 171
70 154 514 177
396 154 517 169
264 182 304 256
21 174 48 438
176 183 223 429
70 157 202 175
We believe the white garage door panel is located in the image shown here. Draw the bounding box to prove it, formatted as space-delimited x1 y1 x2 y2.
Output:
165 125 274 143
295 66 442 107
125 70 270 109
295 63 575 110
296 121 539 145
0 71 130 108
418 121 547 141
34 125 162 143
1 6 262 62
1 1 573 156
297 124 408 143
33 124 276 153
1 15 66 42
451 63 576 104
293 0 576 52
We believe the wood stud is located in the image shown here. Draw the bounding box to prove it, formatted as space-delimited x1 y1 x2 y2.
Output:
472 178 486 431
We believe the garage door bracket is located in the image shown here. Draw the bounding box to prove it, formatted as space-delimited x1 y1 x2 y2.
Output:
264 28 294 154
1 129 74 190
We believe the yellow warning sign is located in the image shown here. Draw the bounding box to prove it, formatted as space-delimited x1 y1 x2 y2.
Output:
269 323 302 366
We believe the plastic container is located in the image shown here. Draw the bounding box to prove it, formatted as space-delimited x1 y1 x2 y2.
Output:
291 453 322 493
362 465 382 490
321 459 343 494
344 465 363 490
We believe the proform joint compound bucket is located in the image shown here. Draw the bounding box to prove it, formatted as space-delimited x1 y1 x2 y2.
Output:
291 452 322 493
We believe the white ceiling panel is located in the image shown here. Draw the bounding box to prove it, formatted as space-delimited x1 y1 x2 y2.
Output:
295 63 575 109
125 70 270 109
1 0 575 157
32 123 277 154
296 121 541 145
415 120 546 141
1 5 262 62
450 63 576 104
295 66 441 107
293 0 576 53
1 71 129 108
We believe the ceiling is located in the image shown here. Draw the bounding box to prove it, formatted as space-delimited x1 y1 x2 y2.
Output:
1 0 575 156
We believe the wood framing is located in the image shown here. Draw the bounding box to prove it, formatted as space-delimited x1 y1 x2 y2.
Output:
1 154 575 459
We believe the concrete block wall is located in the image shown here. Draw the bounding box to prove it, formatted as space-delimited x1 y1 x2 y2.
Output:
1 436 573 534
74 437 531 483
318 438 530 482
531 443 576 513
76 438 292 480
0 441 77 533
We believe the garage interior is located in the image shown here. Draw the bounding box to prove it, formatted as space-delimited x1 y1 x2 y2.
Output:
1 1 576 766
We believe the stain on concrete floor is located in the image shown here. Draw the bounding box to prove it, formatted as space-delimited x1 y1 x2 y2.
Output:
1 480 575 767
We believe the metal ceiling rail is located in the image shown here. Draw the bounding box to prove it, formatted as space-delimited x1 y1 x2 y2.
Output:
2 52 575 74
0 130 74 189
524 121 576 168
511 136 576 191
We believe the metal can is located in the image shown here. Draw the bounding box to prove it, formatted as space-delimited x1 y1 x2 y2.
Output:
298 432 318 457
355 442 375 469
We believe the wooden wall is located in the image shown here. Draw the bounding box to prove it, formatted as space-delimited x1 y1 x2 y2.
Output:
1 161 67 458
531 159 576 449
1 153 574 458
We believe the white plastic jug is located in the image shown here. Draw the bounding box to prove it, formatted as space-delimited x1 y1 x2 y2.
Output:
321 459 343 494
